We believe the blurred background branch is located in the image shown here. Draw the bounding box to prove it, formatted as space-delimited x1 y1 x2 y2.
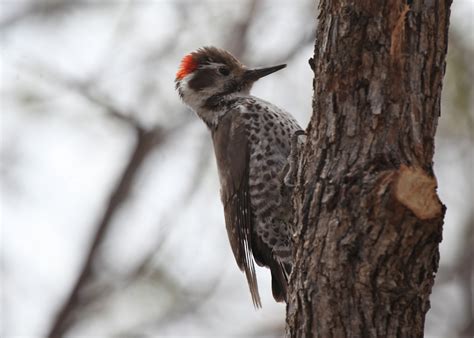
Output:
0 0 88 31
47 124 163 337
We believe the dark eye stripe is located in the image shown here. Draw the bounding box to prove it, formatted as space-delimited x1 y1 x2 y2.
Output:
219 67 230 76
188 68 216 91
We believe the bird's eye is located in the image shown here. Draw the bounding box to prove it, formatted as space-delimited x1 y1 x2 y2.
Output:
218 67 230 76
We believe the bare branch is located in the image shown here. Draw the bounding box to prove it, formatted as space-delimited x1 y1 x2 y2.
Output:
29 63 145 130
47 126 162 338
226 0 260 58
28 58 196 336
0 0 88 31
113 271 223 337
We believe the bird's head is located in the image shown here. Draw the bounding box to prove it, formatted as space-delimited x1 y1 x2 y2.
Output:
175 47 286 113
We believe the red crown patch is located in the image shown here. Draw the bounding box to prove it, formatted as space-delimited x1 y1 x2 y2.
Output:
176 54 198 80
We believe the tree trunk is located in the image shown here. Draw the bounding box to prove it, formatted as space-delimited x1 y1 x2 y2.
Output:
287 1 451 337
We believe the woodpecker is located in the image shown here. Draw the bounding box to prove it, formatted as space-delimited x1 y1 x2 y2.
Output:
175 47 303 307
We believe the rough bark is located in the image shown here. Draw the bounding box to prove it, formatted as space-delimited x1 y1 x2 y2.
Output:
287 1 451 337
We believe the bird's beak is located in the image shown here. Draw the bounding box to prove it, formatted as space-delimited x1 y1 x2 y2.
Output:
243 64 287 82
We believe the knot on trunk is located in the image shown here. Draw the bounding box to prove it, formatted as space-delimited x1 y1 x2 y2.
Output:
393 164 443 220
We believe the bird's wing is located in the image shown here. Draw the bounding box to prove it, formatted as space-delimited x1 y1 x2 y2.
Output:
211 110 261 308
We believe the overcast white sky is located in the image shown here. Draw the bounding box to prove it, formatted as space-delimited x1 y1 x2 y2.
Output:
1 0 473 336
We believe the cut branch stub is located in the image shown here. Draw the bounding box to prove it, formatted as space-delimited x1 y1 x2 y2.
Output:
394 164 443 220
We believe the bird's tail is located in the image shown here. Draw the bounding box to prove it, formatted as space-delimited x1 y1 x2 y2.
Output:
270 261 290 302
